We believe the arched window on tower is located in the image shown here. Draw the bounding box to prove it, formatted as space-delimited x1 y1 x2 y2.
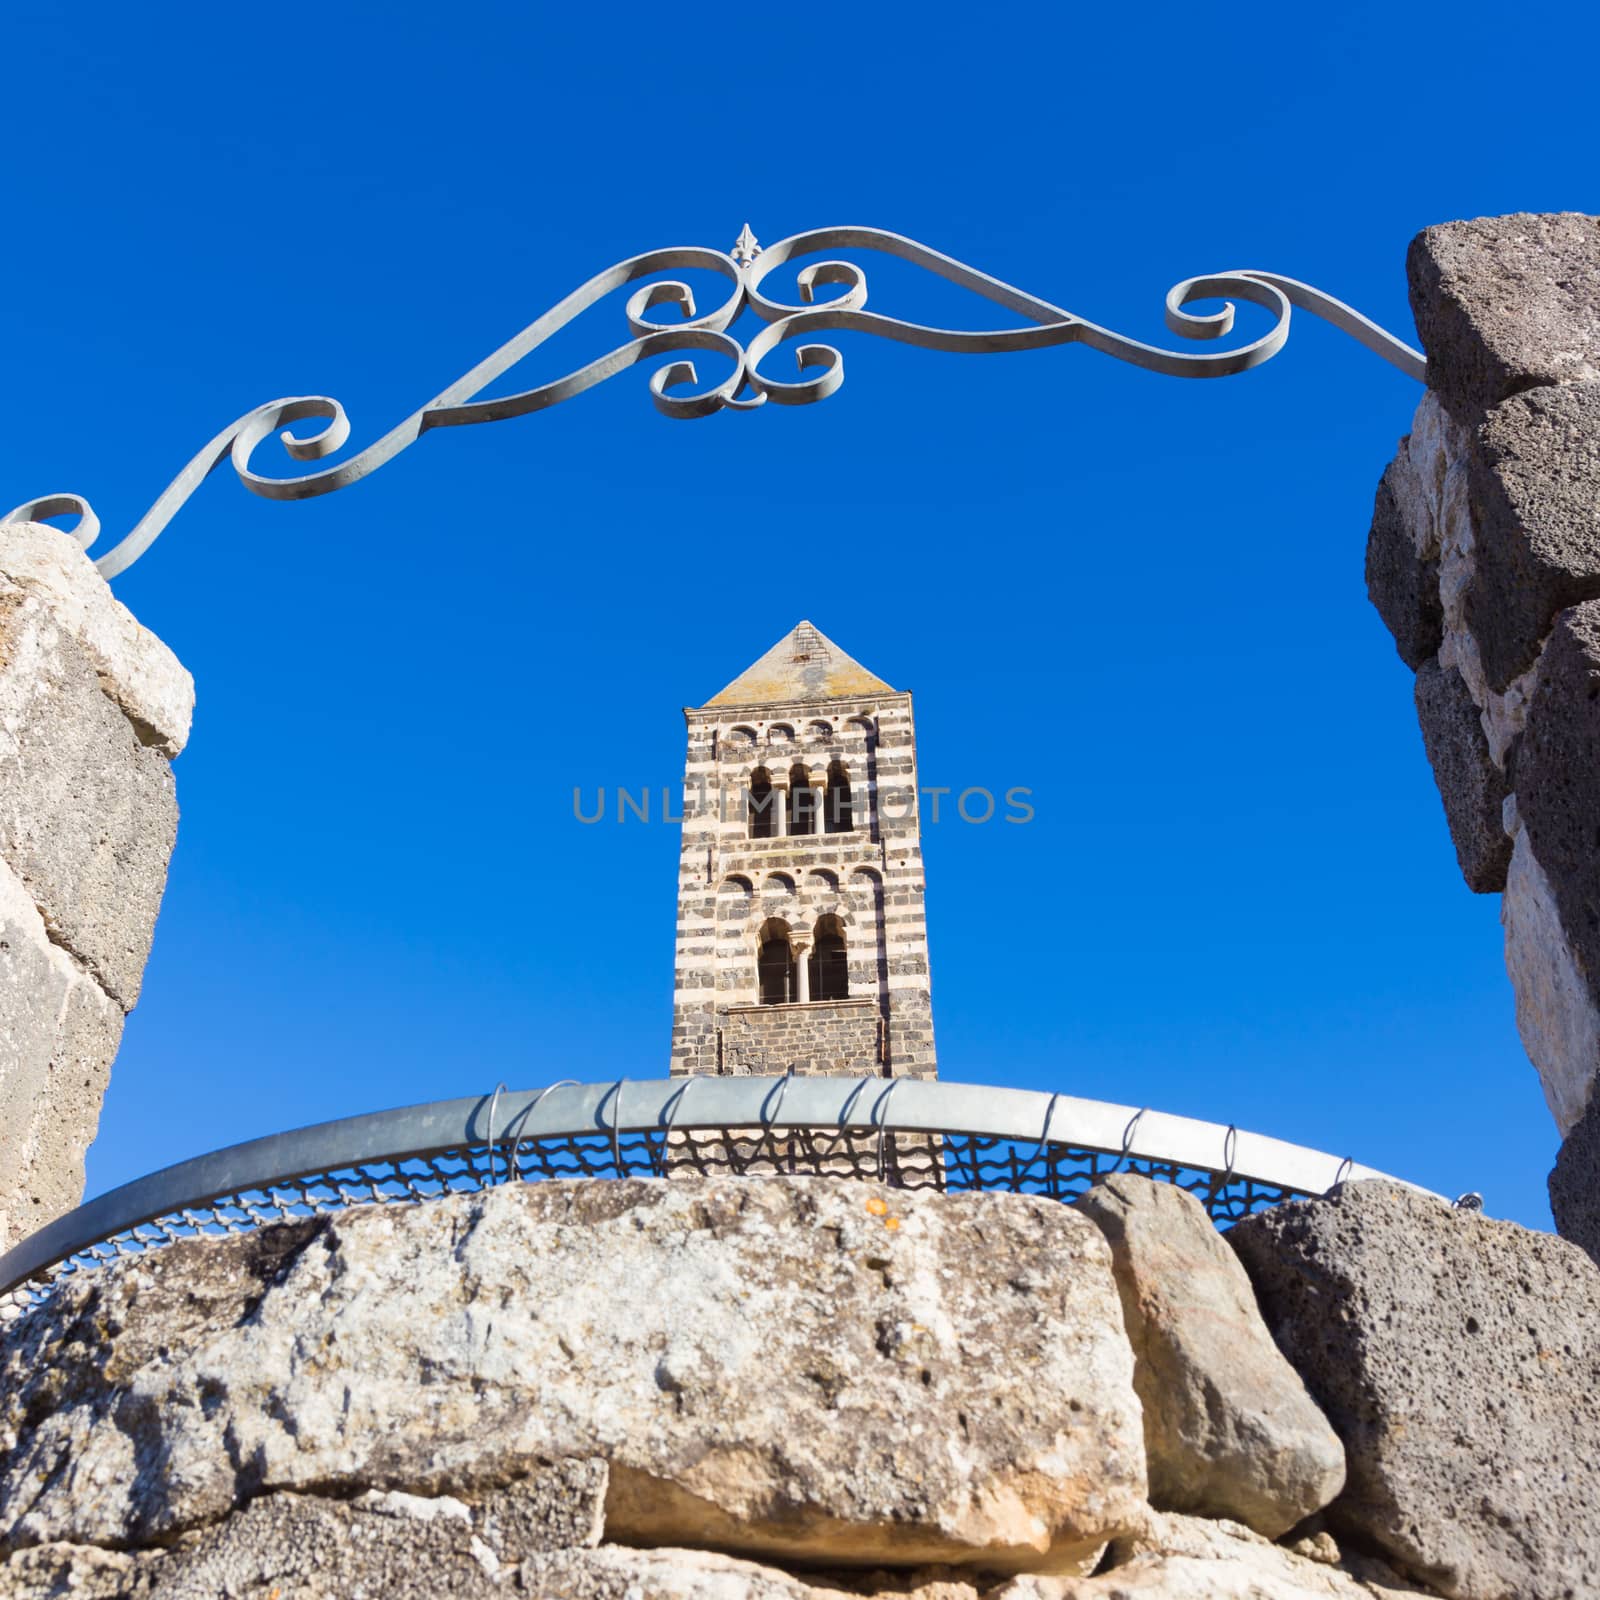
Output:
748 767 777 839
824 760 853 833
809 915 849 1001
757 919 795 1004
787 763 816 836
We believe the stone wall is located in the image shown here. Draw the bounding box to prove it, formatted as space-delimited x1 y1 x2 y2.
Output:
1364 213 1600 1262
3 1172 1595 1599
723 997 881 1075
0 523 190 1252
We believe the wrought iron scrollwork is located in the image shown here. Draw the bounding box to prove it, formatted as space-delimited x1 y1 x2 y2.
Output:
2 225 1426 580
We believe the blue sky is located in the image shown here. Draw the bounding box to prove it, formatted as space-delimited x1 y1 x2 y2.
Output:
4 2 1594 1229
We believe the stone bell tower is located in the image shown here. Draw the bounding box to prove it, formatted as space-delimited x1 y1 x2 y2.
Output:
670 622 937 1079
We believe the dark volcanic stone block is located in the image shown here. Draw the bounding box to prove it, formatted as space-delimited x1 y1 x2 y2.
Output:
1550 1093 1600 1269
1514 600 1600 1021
1408 212 1600 418
1467 383 1600 691
1366 460 1443 669
1230 1180 1600 1600
1413 657 1511 892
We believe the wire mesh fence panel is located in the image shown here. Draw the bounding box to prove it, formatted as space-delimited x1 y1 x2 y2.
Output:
0 1120 1316 1321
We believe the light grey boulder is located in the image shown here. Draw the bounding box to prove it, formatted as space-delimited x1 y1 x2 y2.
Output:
989 1511 1439 1598
1073 1174 1344 1539
1229 1180 1600 1600
521 1546 982 1599
1465 383 1600 692
0 522 192 757
1407 212 1600 417
0 528 187 1258
1412 657 1511 893
0 581 178 1009
0 859 124 1252
0 1178 1147 1576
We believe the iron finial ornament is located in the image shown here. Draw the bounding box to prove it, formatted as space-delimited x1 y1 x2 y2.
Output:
732 223 761 266
0 225 1427 581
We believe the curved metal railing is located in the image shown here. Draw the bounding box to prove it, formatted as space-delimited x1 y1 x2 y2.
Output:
0 1075 1433 1313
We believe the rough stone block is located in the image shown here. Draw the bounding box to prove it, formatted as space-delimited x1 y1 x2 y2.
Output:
1502 825 1600 1135
518 1546 976 1599
985 1511 1438 1598
0 584 177 1008
1366 458 1443 668
1466 383 1600 691
1074 1174 1345 1539
0 522 192 756
1230 1180 1600 1600
1413 658 1511 892
0 1513 1442 1600
1508 600 1600 1123
0 1542 158 1599
0 857 124 1252
1549 1092 1600 1270
46 1481 605 1600
0 1178 1147 1576
1408 212 1600 417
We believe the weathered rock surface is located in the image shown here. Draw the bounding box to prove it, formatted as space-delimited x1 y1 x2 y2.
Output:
0 1469 605 1600
1550 1090 1600 1270
0 1178 1147 1575
0 581 178 1009
1407 212 1600 417
0 522 192 757
1073 1174 1344 1538
0 860 124 1252
1502 825 1600 1135
1412 658 1511 892
0 527 187 1255
520 1546 980 1599
1466 383 1600 691
1514 601 1600 1032
1502 599 1600 1141
1366 455 1444 669
1230 1180 1600 1600
991 1511 1438 1598
0 1541 158 1599
1365 393 1531 775
0 1508 1445 1600
1368 219 1600 1137
0 1532 1000 1600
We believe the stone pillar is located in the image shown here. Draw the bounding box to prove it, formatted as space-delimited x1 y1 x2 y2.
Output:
1362 213 1600 1261
0 521 191 1252
793 936 812 1005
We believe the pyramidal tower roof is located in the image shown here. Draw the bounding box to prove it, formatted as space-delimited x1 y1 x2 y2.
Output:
704 621 894 708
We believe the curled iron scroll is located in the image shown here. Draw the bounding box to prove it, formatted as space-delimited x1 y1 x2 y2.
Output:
1 226 1426 581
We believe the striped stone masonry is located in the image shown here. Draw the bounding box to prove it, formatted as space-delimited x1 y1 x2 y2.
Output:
669 623 937 1081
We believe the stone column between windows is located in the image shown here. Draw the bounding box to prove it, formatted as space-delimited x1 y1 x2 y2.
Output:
793 934 812 1004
